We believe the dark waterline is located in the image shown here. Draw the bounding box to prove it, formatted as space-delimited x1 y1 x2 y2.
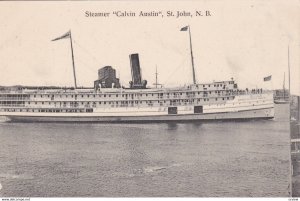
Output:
0 104 290 197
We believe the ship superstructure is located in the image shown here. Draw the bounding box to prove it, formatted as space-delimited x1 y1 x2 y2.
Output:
0 77 274 122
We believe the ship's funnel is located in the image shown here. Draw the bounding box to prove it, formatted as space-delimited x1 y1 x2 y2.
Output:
129 53 147 89
130 54 142 85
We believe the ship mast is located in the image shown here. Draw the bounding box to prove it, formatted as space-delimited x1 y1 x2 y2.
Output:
188 26 196 85
153 65 161 88
52 30 78 89
155 66 158 88
283 72 286 100
288 45 291 98
69 31 78 89
181 25 196 84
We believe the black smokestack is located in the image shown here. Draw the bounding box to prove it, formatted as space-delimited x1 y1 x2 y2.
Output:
129 54 142 85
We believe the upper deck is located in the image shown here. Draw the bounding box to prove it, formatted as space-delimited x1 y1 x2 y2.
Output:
0 80 236 95
0 80 269 111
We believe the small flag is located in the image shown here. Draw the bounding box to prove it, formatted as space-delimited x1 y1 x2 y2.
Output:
263 75 272 82
180 26 189 31
52 31 71 41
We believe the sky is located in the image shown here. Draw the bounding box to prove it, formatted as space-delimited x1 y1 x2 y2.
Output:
0 1 299 94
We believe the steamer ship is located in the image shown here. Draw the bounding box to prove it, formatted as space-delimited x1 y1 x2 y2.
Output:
0 27 274 122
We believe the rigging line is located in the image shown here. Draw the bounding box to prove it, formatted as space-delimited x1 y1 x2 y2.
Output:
162 57 188 86
75 56 98 74
73 39 101 65
143 31 185 55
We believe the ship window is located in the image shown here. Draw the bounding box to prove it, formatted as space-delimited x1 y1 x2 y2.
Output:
223 98 225 100
215 98 217 101
203 85 205 87
208 85 210 87
87 95 89 98
109 95 111 97
34 95 36 98
99 102 101 104
35 102 37 104
104 95 106 97
40 95 42 98
86 108 93 113
42 102 44 104
82 95 84 98
168 107 177 114
104 102 106 104
116 95 118 97
194 106 203 113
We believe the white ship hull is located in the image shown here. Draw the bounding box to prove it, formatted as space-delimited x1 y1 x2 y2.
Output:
2 107 274 123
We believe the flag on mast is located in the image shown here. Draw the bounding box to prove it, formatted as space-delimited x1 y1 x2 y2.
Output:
52 31 71 41
180 26 189 31
263 75 272 82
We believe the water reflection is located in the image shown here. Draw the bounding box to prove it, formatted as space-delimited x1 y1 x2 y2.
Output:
166 122 178 130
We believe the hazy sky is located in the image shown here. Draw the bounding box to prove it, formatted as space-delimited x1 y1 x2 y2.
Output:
0 1 299 94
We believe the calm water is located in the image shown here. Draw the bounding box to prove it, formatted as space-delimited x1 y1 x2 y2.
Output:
0 104 290 197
